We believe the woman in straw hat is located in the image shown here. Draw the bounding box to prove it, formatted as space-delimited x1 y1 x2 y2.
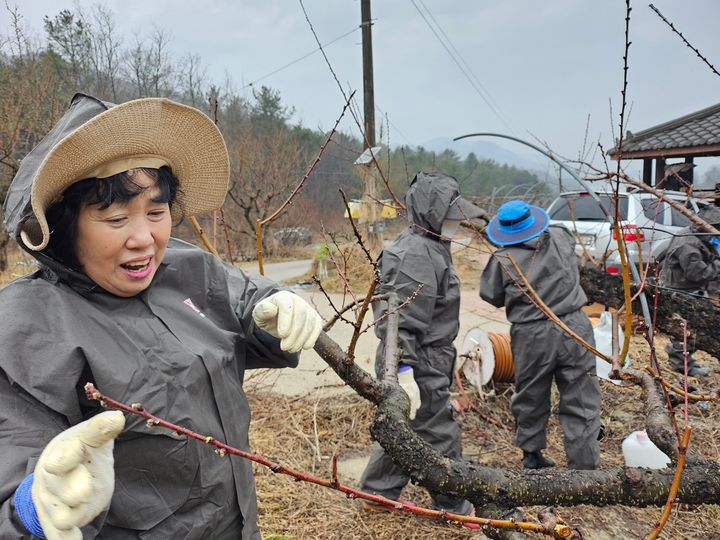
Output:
0 93 322 539
480 199 601 471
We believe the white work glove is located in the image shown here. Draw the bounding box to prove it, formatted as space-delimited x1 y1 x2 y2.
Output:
32 411 125 540
398 365 421 420
252 290 323 353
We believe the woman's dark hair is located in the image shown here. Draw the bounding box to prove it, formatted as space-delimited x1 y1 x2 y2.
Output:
45 166 181 268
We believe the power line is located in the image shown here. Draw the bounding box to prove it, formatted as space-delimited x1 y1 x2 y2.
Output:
375 103 414 146
242 26 360 89
409 0 516 134
416 0 515 131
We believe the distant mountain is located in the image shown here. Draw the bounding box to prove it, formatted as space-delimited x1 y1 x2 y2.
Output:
415 136 547 172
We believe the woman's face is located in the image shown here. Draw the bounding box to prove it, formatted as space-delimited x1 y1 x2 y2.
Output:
74 170 172 297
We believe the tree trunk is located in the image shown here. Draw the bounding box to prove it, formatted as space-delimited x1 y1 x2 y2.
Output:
313 332 720 509
579 265 720 359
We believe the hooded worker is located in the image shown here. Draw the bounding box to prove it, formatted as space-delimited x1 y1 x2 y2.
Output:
660 204 720 377
480 199 601 470
359 171 485 522
0 93 322 539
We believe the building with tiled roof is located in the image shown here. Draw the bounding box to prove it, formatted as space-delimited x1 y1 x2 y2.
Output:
609 102 720 188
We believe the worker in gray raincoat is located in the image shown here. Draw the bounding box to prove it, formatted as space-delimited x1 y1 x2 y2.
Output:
660 204 720 377
480 199 601 470
359 171 485 521
0 93 323 539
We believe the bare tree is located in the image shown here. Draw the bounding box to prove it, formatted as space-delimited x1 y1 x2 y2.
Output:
177 52 207 108
87 5 123 102
125 27 174 98
224 123 303 257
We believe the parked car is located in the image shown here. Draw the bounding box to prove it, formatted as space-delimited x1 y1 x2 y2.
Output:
273 226 313 247
546 188 707 273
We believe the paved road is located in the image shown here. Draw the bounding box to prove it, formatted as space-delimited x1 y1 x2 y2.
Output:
238 259 313 285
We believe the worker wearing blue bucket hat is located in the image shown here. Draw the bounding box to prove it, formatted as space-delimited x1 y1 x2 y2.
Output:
481 199 601 470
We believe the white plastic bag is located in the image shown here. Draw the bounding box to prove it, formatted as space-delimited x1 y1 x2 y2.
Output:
593 311 627 385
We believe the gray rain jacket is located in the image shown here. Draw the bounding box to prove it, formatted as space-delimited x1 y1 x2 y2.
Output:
479 225 600 469
0 96 297 540
372 172 462 365
661 226 720 292
480 225 588 322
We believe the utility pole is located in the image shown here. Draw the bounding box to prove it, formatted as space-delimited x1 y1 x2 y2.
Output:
358 0 382 253
361 0 375 148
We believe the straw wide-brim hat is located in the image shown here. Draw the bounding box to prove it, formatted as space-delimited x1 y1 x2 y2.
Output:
23 97 229 251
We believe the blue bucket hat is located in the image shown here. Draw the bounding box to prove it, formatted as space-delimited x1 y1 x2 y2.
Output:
487 199 550 246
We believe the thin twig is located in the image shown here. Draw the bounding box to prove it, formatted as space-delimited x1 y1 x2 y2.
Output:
646 426 692 540
649 4 720 78
84 382 571 537
643 366 718 402
219 208 234 263
365 284 424 334
339 189 379 271
346 279 377 363
321 294 385 332
189 216 220 257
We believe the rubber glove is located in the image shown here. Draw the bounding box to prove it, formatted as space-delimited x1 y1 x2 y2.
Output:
252 291 323 353
33 411 125 540
398 364 421 420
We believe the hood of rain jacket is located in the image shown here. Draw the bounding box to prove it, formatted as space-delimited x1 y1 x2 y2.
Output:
372 172 466 366
405 171 464 236
3 93 112 251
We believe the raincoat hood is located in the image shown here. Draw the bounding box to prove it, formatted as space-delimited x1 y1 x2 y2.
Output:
3 94 111 253
405 171 463 235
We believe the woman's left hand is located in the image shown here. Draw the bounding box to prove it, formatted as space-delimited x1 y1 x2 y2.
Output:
252 291 323 353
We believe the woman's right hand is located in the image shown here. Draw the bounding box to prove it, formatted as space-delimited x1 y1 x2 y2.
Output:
32 411 125 540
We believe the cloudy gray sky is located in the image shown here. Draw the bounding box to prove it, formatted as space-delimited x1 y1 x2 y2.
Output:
4 1 720 176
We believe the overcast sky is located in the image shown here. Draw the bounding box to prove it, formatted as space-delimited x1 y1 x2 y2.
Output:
4 1 720 176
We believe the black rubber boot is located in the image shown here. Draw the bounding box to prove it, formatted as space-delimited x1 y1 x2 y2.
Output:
522 450 556 469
